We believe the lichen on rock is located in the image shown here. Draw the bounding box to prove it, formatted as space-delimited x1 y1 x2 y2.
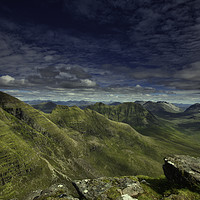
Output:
73 176 143 200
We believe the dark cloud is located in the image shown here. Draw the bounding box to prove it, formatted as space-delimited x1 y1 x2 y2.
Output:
26 65 96 89
59 65 91 79
0 0 200 102
37 66 60 78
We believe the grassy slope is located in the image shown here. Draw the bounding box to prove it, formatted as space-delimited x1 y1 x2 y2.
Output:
150 111 200 142
48 105 200 176
86 102 200 145
0 108 52 199
137 175 200 200
48 105 163 177
0 92 93 199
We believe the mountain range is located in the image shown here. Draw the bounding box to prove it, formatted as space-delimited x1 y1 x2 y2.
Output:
0 91 200 199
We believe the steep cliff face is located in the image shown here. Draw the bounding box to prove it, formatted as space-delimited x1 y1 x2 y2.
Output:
87 102 158 129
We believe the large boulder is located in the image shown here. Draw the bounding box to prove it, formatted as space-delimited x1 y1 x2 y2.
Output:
73 176 143 200
163 155 200 191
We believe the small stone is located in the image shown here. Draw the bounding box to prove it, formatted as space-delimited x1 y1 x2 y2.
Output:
58 194 67 198
83 189 88 193
140 180 150 185
122 183 144 197
121 194 138 200
58 184 63 188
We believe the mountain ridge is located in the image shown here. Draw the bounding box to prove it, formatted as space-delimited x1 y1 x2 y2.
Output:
87 102 159 130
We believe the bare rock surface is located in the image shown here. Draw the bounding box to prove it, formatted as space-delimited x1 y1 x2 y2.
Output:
163 155 200 191
27 184 79 200
73 176 143 200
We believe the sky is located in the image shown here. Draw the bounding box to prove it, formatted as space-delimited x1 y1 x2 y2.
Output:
0 0 200 104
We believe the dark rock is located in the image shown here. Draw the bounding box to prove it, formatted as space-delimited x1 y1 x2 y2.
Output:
73 176 143 200
27 184 71 200
163 155 200 191
40 188 53 195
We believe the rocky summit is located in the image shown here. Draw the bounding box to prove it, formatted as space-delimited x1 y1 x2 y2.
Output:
163 155 200 191
73 176 143 200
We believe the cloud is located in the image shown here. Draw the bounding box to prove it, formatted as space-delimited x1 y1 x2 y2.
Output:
0 75 15 85
59 65 91 79
0 0 200 103
101 84 158 95
81 79 96 87
175 62 200 81
59 79 97 88
0 75 26 87
26 65 96 89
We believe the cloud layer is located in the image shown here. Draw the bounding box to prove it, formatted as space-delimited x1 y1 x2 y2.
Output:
0 0 200 102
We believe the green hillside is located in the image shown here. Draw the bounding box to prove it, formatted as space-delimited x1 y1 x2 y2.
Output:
48 105 200 175
86 101 200 155
0 91 200 199
0 92 91 199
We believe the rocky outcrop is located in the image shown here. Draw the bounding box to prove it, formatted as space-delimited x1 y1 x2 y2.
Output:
163 155 200 191
27 157 200 200
73 176 143 200
27 184 79 200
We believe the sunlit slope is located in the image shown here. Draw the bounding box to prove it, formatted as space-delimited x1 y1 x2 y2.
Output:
48 105 163 176
0 92 92 199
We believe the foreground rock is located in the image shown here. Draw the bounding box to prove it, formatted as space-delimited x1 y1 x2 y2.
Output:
27 184 79 200
73 176 143 200
163 155 200 191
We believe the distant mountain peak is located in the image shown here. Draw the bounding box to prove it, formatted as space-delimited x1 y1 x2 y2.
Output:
143 101 182 115
184 103 200 114
32 101 57 113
